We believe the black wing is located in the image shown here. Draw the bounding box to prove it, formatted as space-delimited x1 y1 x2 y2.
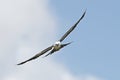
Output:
59 10 86 42
17 45 53 65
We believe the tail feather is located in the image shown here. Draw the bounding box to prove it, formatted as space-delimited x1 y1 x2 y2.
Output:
43 50 55 58
61 42 73 48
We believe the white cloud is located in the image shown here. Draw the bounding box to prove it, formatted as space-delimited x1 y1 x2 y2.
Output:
0 0 104 80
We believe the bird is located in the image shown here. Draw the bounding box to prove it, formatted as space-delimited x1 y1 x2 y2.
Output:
17 10 86 65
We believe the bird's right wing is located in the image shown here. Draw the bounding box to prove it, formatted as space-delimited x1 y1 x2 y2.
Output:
17 45 53 65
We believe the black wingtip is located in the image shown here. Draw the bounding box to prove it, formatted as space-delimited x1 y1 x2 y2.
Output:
80 10 86 20
17 61 26 65
75 10 86 26
17 60 29 65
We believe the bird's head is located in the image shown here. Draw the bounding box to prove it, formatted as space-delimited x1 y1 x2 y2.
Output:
54 41 61 46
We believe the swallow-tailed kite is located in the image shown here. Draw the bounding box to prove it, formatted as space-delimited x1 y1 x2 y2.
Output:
17 11 86 65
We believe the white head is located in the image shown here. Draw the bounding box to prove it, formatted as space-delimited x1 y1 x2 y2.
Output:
54 41 61 46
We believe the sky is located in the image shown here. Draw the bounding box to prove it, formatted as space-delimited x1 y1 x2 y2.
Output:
0 0 120 80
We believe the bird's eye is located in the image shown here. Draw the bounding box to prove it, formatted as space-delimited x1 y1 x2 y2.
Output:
56 43 59 46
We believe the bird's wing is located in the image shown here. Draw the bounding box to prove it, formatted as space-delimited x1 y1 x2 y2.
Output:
59 10 86 42
17 45 53 65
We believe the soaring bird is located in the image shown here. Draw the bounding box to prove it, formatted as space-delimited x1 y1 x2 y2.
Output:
17 11 86 65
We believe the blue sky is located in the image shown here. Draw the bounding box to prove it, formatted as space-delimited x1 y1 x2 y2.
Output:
50 0 120 80
0 0 119 80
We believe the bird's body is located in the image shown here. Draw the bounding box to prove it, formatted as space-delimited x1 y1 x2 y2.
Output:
53 41 61 51
17 11 86 65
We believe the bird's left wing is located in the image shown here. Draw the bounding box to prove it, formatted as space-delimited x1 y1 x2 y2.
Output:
17 45 53 65
59 10 86 42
